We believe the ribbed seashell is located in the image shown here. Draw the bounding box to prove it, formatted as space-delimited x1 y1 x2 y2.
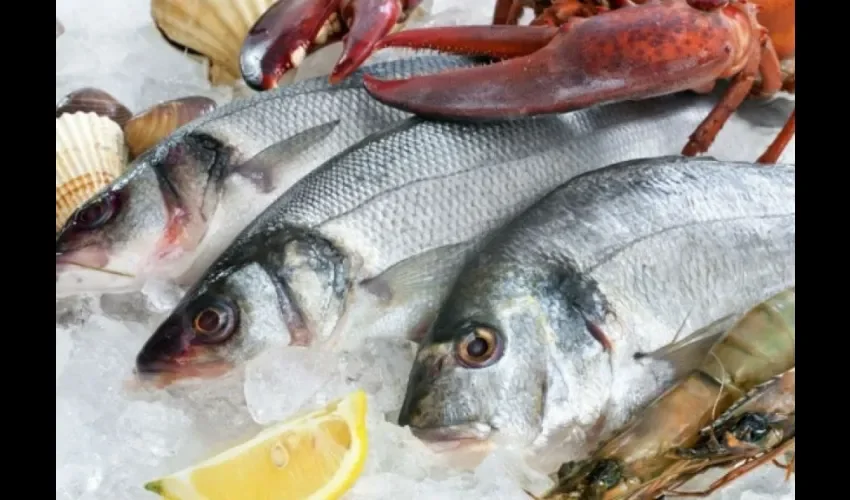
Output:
56 88 133 128
56 113 128 231
56 18 64 39
151 0 277 85
123 96 217 158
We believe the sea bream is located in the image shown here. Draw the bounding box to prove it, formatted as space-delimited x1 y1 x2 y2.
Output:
398 156 795 469
55 56 480 298
132 92 794 385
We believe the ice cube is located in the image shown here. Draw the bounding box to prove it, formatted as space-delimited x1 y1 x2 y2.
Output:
116 401 195 463
99 291 158 323
140 279 186 314
358 410 436 479
337 337 418 415
475 449 555 497
77 399 202 499
57 316 143 408
56 397 94 467
56 463 104 500
244 346 352 425
344 473 422 499
56 294 101 327
170 373 262 447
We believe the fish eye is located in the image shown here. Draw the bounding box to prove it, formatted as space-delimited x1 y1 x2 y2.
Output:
73 192 120 230
455 324 503 368
191 296 239 344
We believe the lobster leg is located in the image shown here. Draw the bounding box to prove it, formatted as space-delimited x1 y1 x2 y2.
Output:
681 41 761 156
373 25 559 59
364 3 743 121
757 109 795 164
493 0 524 24
681 32 782 156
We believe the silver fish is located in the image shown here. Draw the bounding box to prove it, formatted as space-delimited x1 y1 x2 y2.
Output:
398 156 795 468
132 92 794 386
55 56 477 298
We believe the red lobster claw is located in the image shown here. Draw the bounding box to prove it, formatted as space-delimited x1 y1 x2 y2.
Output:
362 1 768 122
241 0 423 90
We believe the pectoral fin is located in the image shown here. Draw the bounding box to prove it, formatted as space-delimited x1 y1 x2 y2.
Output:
634 313 737 380
361 240 479 342
235 120 341 193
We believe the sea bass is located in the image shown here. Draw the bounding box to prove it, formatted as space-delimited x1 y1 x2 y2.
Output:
132 92 794 385
55 56 478 298
398 156 795 470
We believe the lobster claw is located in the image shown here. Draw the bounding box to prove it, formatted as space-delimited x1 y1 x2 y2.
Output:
363 2 746 121
363 24 573 120
240 0 422 90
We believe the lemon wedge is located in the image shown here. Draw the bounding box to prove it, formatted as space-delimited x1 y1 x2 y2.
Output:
144 390 368 500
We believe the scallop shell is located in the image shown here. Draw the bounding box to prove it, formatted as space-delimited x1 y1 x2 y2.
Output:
123 96 217 158
56 112 128 231
151 0 277 85
56 88 133 128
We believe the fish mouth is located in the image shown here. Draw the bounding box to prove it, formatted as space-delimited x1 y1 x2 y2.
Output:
56 248 136 281
410 422 493 447
409 423 496 466
134 356 234 388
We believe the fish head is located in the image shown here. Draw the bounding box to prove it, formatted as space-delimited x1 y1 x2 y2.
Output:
57 135 232 296
56 165 169 295
134 231 353 386
399 290 552 449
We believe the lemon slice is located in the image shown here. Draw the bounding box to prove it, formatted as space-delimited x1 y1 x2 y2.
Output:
145 390 368 500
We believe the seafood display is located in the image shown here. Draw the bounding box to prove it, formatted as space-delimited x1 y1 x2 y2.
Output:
56 112 129 231
129 87 788 387
56 56 476 298
151 0 278 85
399 156 794 466
239 0 427 90
360 0 796 161
543 287 795 499
56 1 797 497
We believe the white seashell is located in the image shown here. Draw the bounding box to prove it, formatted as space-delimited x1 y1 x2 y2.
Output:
56 18 64 39
152 0 277 85
56 112 128 231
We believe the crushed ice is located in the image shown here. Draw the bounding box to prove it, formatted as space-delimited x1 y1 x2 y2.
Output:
56 0 794 498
